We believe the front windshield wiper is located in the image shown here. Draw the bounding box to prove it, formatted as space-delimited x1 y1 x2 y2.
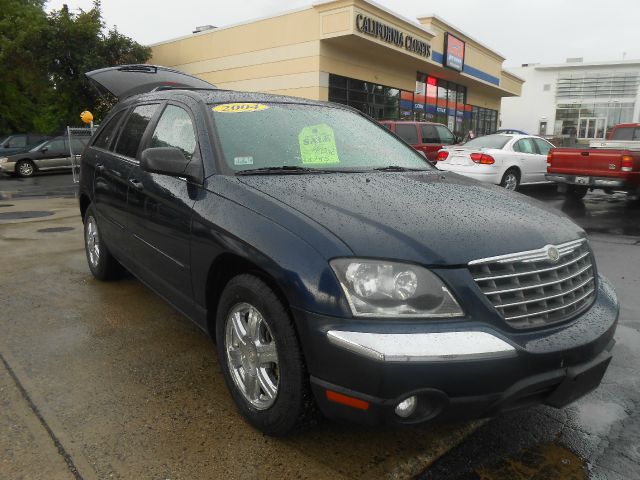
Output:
373 165 429 172
236 165 339 175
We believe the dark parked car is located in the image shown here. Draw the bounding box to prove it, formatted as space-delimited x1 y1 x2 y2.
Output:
0 136 89 177
79 65 618 436
0 133 51 157
380 120 458 162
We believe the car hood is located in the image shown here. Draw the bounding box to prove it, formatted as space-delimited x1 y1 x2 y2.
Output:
236 171 585 265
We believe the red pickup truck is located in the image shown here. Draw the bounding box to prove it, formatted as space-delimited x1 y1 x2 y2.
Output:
546 123 640 199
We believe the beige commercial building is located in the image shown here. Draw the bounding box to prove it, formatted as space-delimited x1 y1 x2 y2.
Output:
150 0 523 137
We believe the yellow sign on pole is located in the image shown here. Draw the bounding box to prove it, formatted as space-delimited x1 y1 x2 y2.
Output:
80 111 93 125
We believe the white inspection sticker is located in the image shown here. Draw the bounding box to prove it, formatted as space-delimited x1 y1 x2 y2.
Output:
234 156 254 166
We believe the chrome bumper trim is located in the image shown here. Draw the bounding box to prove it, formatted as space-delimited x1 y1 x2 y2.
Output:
326 330 517 362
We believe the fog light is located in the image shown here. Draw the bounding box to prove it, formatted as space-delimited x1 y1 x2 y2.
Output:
395 395 417 418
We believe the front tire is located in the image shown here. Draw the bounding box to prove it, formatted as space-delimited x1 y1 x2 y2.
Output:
83 205 124 280
500 168 520 191
216 274 317 436
15 160 36 178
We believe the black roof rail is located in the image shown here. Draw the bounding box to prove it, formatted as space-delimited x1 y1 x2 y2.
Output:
150 85 218 93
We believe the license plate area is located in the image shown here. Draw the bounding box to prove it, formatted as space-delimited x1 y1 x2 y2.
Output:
574 176 590 185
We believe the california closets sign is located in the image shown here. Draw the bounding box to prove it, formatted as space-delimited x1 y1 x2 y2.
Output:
355 13 431 59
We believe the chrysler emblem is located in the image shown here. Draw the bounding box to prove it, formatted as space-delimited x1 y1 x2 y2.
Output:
546 245 560 263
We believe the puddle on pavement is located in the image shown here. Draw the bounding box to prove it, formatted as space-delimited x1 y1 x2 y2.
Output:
37 226 75 233
473 444 587 480
0 210 54 220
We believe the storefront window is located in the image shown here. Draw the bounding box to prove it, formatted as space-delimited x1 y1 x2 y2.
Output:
554 101 635 138
328 73 497 137
328 74 400 120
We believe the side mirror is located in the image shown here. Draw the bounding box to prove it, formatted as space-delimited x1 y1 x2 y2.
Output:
454 136 462 144
140 147 202 183
41 147 49 153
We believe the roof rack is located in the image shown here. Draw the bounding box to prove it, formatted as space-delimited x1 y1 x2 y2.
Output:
150 85 218 93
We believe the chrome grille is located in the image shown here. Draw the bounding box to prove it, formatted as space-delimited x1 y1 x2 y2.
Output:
469 239 596 329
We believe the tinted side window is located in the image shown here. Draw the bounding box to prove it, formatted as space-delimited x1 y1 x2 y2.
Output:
71 138 88 153
93 110 126 150
45 139 67 155
514 138 535 153
395 124 418 144
533 138 553 155
421 124 439 143
8 136 26 148
611 127 634 140
435 125 455 145
149 105 197 160
115 104 158 159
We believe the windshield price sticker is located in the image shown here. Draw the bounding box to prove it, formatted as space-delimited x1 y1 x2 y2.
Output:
212 103 269 113
298 124 340 165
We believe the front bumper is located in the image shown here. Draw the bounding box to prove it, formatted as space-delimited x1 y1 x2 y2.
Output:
294 275 619 425
0 161 16 174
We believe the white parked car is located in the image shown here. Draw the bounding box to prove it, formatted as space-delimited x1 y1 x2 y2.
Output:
435 134 554 191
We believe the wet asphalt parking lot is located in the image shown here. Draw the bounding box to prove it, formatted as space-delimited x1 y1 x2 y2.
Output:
0 172 638 479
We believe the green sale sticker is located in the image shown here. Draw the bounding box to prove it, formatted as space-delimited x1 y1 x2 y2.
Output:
298 124 340 165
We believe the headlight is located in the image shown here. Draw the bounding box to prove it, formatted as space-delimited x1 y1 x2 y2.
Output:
330 259 464 317
0 157 7 164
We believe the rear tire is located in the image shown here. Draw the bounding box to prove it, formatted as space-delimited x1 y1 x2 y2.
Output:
15 160 36 178
500 168 520 191
83 205 124 281
565 185 588 200
216 274 318 436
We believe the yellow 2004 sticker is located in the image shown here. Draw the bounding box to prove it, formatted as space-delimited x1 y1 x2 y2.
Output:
212 103 269 113
298 124 340 165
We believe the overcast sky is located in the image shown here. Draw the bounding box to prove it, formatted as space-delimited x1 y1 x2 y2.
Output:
45 0 640 68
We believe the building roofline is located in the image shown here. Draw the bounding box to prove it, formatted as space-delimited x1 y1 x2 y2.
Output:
148 4 315 47
502 69 526 82
314 0 437 37
512 58 640 70
416 13 506 60
149 0 440 48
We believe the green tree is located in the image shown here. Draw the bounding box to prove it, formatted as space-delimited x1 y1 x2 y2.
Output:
0 0 151 134
0 0 49 133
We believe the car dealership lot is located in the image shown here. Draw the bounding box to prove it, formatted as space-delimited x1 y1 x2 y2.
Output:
0 176 638 479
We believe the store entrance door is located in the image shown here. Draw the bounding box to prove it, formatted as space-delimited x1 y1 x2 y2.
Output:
578 117 606 139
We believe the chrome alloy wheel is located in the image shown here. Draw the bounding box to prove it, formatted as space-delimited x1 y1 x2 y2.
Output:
225 303 280 410
85 216 101 268
503 172 518 191
18 162 34 176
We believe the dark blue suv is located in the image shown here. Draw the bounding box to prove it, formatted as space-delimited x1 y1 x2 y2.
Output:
79 66 618 436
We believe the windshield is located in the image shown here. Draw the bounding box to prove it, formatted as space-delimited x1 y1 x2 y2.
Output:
462 135 511 149
209 102 433 173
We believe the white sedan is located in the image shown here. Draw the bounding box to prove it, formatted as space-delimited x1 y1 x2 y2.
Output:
435 134 555 191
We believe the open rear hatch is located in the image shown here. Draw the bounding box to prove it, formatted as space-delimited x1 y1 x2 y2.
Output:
85 64 216 99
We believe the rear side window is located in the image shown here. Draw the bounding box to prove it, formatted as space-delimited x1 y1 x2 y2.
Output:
115 104 158 159
611 126 640 140
421 124 439 143
435 125 455 145
533 138 553 155
514 138 536 153
395 124 418 144
45 138 67 155
149 105 197 160
7 136 26 148
93 110 126 150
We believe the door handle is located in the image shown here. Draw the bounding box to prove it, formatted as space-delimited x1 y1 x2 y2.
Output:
129 178 144 189
95 163 105 173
